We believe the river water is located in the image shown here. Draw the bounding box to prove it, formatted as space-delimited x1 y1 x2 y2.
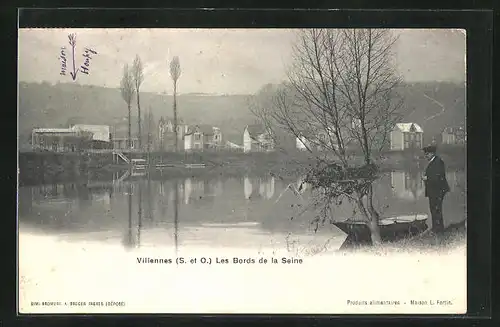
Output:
18 168 467 314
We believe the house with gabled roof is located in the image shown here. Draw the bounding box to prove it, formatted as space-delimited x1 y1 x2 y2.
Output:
158 116 188 151
295 124 343 152
390 122 424 151
32 124 111 152
441 126 466 145
243 124 274 153
184 124 223 151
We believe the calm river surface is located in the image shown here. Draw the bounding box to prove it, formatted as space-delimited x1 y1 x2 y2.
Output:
18 169 466 252
18 168 467 314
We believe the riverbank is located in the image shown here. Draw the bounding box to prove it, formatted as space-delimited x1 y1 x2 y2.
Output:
18 146 465 186
341 219 467 254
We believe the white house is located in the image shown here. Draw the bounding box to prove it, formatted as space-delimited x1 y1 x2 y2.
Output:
184 125 223 151
243 125 274 153
390 123 424 151
295 127 337 152
441 126 466 145
71 124 111 143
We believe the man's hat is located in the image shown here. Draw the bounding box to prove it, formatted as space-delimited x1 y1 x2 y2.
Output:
422 145 437 154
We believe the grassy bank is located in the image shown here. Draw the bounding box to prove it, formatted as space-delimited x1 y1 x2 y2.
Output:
339 220 467 254
18 145 465 186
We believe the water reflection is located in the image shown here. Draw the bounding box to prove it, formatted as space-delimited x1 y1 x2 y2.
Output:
122 183 134 249
390 170 461 200
174 180 179 255
244 175 275 200
18 169 466 251
390 171 425 201
244 177 252 200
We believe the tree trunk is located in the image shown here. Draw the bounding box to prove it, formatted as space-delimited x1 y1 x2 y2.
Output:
355 196 371 223
173 81 178 152
355 193 382 246
366 184 382 245
137 92 142 150
128 104 132 150
138 181 142 246
147 112 152 167
127 183 133 246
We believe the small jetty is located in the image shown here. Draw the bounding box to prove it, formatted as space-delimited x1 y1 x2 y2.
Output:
109 150 209 179
130 158 147 177
333 214 428 248
200 222 260 228
153 162 206 169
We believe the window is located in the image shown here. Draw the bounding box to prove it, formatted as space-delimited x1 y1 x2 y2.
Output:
194 133 201 141
52 141 58 151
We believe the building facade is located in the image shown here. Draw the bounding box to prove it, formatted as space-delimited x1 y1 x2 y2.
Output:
184 125 223 151
31 124 111 152
243 125 274 153
158 117 187 151
390 123 424 151
441 126 466 145
112 137 140 150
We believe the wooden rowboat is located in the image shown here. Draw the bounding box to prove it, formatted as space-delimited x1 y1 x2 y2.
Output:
333 214 428 248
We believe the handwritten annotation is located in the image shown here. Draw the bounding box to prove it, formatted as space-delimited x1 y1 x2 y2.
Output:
60 33 98 81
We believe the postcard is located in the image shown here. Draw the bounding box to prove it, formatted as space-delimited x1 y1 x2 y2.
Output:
17 27 467 314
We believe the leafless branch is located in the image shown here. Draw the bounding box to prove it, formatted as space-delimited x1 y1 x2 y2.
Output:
249 29 403 244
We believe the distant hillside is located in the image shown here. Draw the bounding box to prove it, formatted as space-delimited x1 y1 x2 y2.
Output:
396 81 466 144
18 81 465 148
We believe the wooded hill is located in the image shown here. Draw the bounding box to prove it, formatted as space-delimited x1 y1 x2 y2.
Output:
18 81 465 149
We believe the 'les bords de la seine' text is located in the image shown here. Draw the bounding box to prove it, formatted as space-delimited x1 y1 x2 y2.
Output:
136 256 303 265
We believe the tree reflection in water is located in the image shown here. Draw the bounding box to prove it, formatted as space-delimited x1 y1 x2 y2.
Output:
122 182 135 250
174 179 179 256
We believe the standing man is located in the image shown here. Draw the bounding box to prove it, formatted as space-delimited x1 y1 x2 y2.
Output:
422 145 450 234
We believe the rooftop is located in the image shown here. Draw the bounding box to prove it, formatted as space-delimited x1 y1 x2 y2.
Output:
185 124 219 136
245 124 268 137
71 124 110 142
394 123 424 133
33 128 76 134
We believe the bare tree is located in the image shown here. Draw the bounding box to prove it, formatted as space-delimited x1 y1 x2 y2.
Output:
256 29 403 245
144 106 155 153
248 84 282 146
120 63 135 150
169 56 181 151
132 55 144 149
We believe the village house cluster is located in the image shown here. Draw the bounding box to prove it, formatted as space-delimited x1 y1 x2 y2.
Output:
30 118 465 154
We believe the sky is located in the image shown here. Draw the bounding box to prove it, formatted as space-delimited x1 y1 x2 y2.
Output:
18 28 466 95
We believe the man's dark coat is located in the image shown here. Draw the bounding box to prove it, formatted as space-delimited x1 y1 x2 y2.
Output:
424 155 450 198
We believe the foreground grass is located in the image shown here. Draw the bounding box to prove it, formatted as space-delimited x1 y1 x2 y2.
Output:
292 220 467 257
348 220 467 255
